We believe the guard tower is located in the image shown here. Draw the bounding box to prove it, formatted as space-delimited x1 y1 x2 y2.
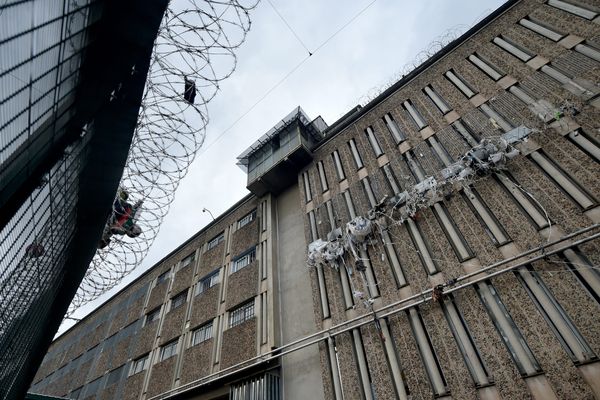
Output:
237 107 327 196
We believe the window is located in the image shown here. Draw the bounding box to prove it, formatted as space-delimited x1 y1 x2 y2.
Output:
407 307 448 396
567 129 600 163
529 150 595 209
508 84 536 105
191 322 213 346
423 85 451 114
383 113 406 143
362 178 377 207
196 269 220 295
479 103 514 132
493 36 533 62
475 281 541 376
178 252 195 271
452 120 479 147
462 189 510 246
381 164 401 195
159 340 178 361
516 266 596 363
129 354 150 375
229 300 255 327
468 53 504 81
405 151 426 182
144 307 161 326
302 171 312 202
575 41 600 63
237 209 256 229
232 247 256 273
156 270 170 286
308 210 318 242
518 17 564 42
207 232 224 250
342 191 356 219
170 290 188 311
402 100 427 129
317 161 329 192
441 297 491 386
547 0 598 20
428 137 453 167
444 69 476 98
365 126 384 157
331 150 346 180
348 139 364 169
432 203 474 262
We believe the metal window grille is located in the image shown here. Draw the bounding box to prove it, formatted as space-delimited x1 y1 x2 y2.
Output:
237 209 256 229
230 371 280 400
444 70 476 98
159 340 178 361
196 269 220 295
156 270 170 285
468 53 504 81
191 322 213 346
229 300 255 328
383 113 406 143
170 290 187 311
130 354 149 375
365 126 383 157
145 307 161 326
232 248 256 273
332 150 345 180
207 232 224 250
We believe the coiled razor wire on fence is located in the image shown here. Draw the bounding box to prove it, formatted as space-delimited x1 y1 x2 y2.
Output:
67 0 259 315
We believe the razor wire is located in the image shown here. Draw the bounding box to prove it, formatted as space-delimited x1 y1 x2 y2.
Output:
66 0 259 315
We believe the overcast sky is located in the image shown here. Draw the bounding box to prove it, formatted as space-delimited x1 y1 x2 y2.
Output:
62 0 505 333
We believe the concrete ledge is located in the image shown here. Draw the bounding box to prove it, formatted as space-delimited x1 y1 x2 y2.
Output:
584 206 600 224
470 93 487 107
549 117 580 136
444 110 460 124
594 15 600 25
497 75 517 89
398 141 412 154
376 153 389 167
322 191 331 202
558 34 584 49
419 126 435 140
516 138 541 156
589 96 600 110
358 168 368 179
339 179 349 191
526 55 549 70
305 200 314 212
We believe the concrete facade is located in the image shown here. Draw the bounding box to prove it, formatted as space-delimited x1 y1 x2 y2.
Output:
30 0 600 399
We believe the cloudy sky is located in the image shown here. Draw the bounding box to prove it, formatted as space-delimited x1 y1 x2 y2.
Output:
63 0 505 332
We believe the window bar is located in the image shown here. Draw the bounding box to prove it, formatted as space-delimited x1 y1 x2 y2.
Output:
382 164 401 195
317 161 329 192
432 203 474 261
445 69 476 98
309 210 318 241
516 266 596 363
479 103 514 132
348 139 364 169
563 248 600 303
452 120 480 147
547 0 598 20
493 36 533 62
468 54 504 81
302 171 312 202
574 43 600 63
442 297 491 386
529 151 595 209
476 281 541 376
408 308 448 396
362 178 377 208
383 113 406 143
332 150 346 181
365 126 384 157
406 219 438 275
428 136 453 167
567 129 600 163
495 173 550 229
518 18 564 42
463 189 510 245
509 85 536 105
423 85 451 114
343 190 356 219
317 265 330 319
403 100 427 129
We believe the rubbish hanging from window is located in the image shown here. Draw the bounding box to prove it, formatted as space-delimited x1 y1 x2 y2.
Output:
99 189 143 249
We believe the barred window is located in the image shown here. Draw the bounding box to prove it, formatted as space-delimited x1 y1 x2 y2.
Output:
519 17 564 42
348 139 364 169
156 270 170 286
159 340 178 361
191 322 213 346
423 85 451 114
332 150 346 180
229 300 255 328
178 252 195 271
302 171 312 202
144 307 161 326
195 269 220 295
170 290 188 311
383 113 406 143
493 36 534 62
444 69 476 98
232 248 256 273
237 209 256 229
402 100 427 129
317 161 329 192
547 0 598 20
365 126 384 157
207 232 224 250
468 53 504 81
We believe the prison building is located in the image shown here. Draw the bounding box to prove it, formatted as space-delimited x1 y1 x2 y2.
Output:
29 0 600 399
